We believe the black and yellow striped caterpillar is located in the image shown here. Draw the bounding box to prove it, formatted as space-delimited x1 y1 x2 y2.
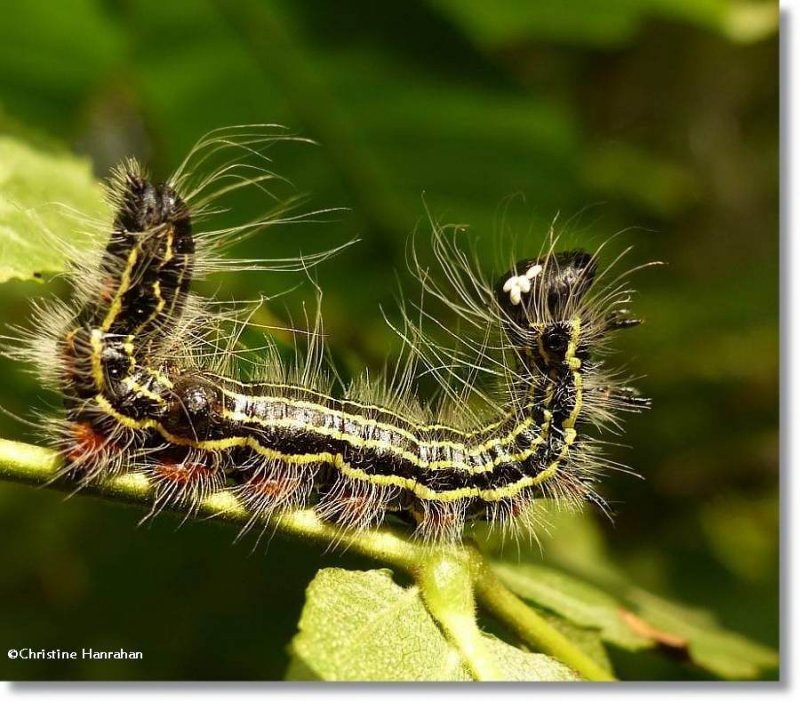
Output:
20 131 649 543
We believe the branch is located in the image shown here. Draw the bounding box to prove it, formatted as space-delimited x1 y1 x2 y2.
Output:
0 436 614 681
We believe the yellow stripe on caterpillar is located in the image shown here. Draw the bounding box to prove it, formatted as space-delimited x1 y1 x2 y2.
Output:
101 245 139 332
93 395 569 503
90 329 106 391
211 375 515 439
219 391 543 464
220 407 545 473
122 376 168 405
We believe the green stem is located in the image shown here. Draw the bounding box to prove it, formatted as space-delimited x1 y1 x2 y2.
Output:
0 437 421 571
470 549 616 682
416 552 501 681
0 436 612 681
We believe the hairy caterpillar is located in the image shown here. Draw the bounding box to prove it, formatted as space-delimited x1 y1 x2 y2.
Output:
13 129 648 543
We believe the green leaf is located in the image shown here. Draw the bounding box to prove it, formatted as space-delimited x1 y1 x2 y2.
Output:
0 136 108 283
538 611 614 675
478 634 581 682
493 561 779 679
283 654 321 681
289 567 579 681
493 562 650 650
626 589 779 680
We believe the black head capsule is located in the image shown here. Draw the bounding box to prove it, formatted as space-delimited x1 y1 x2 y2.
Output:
495 251 597 370
495 250 596 323
163 373 226 442
106 172 193 273
114 173 190 234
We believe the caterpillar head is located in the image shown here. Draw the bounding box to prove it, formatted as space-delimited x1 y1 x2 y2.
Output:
496 250 596 323
495 251 597 370
113 170 189 233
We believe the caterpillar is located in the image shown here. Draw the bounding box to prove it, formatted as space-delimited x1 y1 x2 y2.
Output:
13 129 649 543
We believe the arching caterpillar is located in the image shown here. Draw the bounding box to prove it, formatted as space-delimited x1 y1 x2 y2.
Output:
18 132 648 543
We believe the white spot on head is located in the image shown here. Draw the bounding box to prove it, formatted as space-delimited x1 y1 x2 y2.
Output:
502 263 542 305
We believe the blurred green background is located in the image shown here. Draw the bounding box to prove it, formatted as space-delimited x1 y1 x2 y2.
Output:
0 0 778 681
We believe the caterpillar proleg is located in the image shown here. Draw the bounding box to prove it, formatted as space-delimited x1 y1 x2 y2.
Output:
14 129 649 544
